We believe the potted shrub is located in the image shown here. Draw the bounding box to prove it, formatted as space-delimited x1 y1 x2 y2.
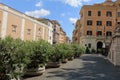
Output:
97 48 102 54
24 39 50 76
91 48 96 54
58 44 68 63
72 44 85 58
0 36 28 80
59 43 74 63
46 44 62 68
67 45 74 61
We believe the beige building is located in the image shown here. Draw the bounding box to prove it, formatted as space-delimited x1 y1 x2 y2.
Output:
0 3 52 43
59 27 67 44
72 19 81 44
36 18 53 44
52 20 61 44
66 36 71 44
73 0 120 52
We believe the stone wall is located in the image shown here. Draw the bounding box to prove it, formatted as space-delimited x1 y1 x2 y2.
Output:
108 24 120 66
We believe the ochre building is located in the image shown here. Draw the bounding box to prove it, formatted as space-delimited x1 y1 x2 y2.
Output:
72 19 81 44
59 27 67 44
73 0 120 51
0 3 52 43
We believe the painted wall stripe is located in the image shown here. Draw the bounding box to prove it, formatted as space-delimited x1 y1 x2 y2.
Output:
1 9 8 39
33 23 37 40
21 18 25 40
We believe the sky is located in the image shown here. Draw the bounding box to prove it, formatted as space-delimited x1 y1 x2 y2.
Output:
0 0 116 39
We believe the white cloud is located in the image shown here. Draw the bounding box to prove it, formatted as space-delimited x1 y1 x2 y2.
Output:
83 0 91 2
69 17 77 23
64 0 82 7
35 1 42 7
50 0 91 7
25 9 50 18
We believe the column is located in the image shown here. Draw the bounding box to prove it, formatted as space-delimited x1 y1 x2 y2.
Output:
33 23 37 40
42 26 44 39
1 10 8 39
21 18 25 40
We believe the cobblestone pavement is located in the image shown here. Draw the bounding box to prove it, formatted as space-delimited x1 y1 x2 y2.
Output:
24 54 120 80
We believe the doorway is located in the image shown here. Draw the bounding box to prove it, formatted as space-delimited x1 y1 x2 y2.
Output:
97 41 103 53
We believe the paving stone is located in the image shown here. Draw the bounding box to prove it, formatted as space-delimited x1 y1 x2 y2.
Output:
24 54 120 80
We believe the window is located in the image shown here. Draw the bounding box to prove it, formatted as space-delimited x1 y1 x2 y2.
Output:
87 20 92 25
106 31 112 36
98 11 101 16
97 21 102 26
106 21 112 26
53 28 56 31
38 28 41 34
27 29 31 35
88 11 92 16
12 25 17 32
0 21 1 26
97 31 102 36
118 22 120 24
106 11 112 17
87 31 92 36
88 43 91 48
118 12 120 17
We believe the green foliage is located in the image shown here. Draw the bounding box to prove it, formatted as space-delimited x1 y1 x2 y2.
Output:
0 37 53 79
0 36 29 79
59 43 74 59
0 36 85 80
97 48 102 53
72 44 85 58
49 43 74 62
49 44 62 62
91 48 96 53
26 39 52 69
49 43 85 62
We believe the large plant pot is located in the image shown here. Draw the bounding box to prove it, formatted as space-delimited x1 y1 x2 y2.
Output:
68 57 74 61
46 61 61 68
24 66 45 76
62 59 68 63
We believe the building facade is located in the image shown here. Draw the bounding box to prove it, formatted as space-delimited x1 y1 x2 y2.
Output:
0 3 52 43
66 36 71 44
52 20 61 44
107 0 120 66
108 24 120 66
73 0 120 52
59 27 67 44
36 18 53 44
72 19 81 44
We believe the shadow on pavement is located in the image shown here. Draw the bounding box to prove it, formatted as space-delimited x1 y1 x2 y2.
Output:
47 55 120 80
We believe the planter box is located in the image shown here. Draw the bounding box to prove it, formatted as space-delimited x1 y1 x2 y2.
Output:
46 61 61 68
68 57 74 61
62 59 68 63
24 66 45 76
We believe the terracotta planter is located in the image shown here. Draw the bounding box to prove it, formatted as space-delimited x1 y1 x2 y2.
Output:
46 61 61 68
24 66 45 76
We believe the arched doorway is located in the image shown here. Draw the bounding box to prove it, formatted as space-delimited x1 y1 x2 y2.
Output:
97 41 103 53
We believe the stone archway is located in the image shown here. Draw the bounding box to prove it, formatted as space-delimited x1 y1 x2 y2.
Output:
97 41 103 53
